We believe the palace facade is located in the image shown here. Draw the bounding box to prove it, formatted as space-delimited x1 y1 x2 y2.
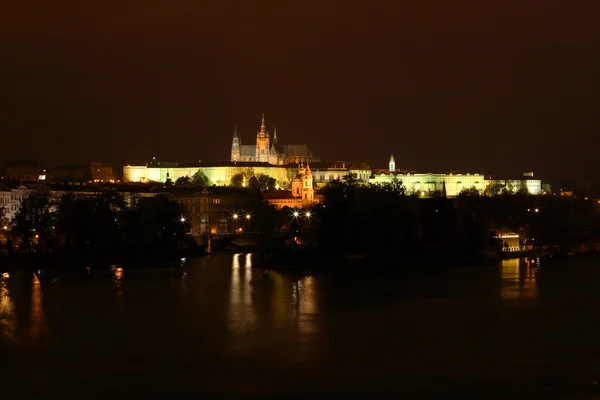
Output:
369 155 543 197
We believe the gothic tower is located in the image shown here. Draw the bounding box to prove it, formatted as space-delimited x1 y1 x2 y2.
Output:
389 154 395 172
231 125 241 162
255 113 270 163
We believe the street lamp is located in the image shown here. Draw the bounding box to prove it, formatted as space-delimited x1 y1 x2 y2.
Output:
233 213 238 220
246 214 251 220
180 216 186 223
293 211 299 218
305 211 311 218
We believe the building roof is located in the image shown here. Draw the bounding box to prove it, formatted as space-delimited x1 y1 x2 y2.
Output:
279 144 311 157
262 190 296 200
240 145 256 157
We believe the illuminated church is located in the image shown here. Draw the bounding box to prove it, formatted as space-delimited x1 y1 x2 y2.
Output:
231 114 315 165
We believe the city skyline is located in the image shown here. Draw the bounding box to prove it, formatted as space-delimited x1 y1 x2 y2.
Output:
2 2 599 181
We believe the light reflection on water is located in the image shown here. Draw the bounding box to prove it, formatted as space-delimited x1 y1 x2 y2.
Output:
0 272 17 343
4 254 600 397
501 257 538 300
28 273 46 341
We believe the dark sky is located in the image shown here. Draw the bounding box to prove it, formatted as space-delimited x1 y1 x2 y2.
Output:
1 1 599 181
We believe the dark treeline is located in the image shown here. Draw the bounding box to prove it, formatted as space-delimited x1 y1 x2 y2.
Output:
317 175 597 258
1 190 192 257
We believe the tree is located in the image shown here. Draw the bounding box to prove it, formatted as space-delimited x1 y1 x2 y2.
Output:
257 174 277 191
458 187 481 198
341 173 360 188
230 173 244 187
13 191 54 252
192 169 211 186
248 176 259 191
175 176 193 187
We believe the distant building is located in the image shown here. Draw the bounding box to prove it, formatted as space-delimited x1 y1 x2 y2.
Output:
48 165 89 183
231 114 316 165
168 188 257 235
486 171 543 195
4 160 44 182
90 161 117 183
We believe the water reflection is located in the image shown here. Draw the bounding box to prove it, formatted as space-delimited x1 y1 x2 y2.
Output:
501 258 538 300
228 253 256 332
112 265 124 309
28 273 46 341
296 276 318 335
0 272 17 342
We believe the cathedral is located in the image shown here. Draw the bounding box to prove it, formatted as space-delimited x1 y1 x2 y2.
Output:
230 114 315 165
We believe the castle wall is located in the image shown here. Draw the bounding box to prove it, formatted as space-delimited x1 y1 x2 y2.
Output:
123 164 296 188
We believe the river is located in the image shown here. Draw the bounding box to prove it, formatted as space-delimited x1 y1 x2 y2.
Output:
2 254 600 398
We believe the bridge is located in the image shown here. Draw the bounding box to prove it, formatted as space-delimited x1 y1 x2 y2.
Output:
206 231 315 253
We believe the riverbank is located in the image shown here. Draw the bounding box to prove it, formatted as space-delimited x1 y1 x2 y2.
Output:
0 245 207 273
253 247 501 272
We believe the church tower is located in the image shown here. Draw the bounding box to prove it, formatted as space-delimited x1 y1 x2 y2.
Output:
255 113 270 163
389 154 395 172
231 125 241 162
302 162 314 202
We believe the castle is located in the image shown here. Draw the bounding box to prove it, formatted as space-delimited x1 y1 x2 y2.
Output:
231 114 315 165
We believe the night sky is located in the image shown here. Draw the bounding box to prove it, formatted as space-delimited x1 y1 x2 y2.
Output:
1 1 599 181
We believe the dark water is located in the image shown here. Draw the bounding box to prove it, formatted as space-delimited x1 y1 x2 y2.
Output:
2 254 600 398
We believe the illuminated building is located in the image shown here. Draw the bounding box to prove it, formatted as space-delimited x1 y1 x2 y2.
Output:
263 163 318 209
231 114 316 165
124 161 297 188
310 161 372 187
370 170 486 197
485 171 543 195
370 156 544 197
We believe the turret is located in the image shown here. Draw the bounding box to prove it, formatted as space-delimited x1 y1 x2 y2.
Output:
389 154 395 172
231 125 241 162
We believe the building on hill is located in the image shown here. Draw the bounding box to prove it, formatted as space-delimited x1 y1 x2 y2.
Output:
370 155 544 197
263 163 318 209
309 161 372 187
90 162 118 183
231 114 316 165
4 160 44 182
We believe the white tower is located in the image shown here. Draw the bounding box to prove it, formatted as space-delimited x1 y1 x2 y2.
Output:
389 154 395 172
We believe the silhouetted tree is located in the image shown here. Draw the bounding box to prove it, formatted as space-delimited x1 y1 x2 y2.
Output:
230 173 244 187
192 169 211 186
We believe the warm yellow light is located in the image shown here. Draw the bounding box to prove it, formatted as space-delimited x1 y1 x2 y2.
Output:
3 225 7 230
180 216 186 222
233 214 238 219
246 214 251 220
534 208 539 213
293 211 299 217
305 212 311 218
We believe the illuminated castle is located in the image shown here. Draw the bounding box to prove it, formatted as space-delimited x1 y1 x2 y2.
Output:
230 114 315 165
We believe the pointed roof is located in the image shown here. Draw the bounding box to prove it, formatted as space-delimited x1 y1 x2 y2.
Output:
259 113 267 136
233 124 238 138
389 154 395 163
273 126 278 139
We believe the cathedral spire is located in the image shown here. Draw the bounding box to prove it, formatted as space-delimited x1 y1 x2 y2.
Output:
258 113 268 138
273 126 278 147
233 124 238 138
